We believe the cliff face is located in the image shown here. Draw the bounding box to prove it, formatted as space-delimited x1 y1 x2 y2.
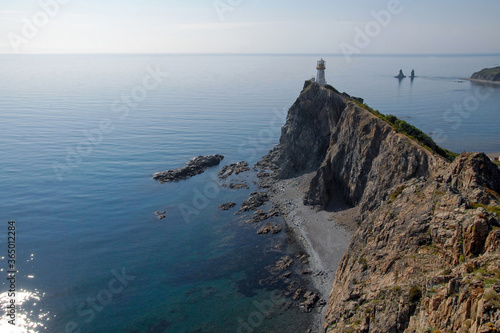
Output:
267 82 500 332
325 153 500 333
271 81 446 214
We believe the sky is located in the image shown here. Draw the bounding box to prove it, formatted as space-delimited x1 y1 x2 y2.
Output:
0 0 500 54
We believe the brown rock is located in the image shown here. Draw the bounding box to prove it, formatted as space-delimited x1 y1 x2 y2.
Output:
257 223 282 235
218 202 236 211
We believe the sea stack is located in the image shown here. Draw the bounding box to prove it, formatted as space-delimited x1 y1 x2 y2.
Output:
395 69 406 79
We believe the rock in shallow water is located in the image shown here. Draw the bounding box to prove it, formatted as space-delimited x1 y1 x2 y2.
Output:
218 202 236 211
238 192 269 213
153 154 224 183
257 222 282 235
218 161 250 179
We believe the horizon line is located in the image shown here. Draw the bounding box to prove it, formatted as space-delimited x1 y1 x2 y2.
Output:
1 52 500 57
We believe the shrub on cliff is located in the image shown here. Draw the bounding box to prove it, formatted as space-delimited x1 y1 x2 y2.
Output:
351 100 458 162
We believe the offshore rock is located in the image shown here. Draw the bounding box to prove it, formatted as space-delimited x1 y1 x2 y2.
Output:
395 69 406 79
218 161 250 179
153 155 224 183
218 202 236 211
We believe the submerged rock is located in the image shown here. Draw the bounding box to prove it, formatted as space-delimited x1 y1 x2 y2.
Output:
226 182 249 190
218 161 250 179
257 222 282 235
275 256 294 271
154 211 166 220
153 155 224 183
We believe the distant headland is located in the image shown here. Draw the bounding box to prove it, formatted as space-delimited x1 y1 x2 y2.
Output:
469 66 500 83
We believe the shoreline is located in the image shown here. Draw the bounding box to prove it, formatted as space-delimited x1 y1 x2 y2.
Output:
268 172 356 331
462 78 500 85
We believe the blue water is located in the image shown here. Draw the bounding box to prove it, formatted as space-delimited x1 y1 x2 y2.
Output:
0 54 499 332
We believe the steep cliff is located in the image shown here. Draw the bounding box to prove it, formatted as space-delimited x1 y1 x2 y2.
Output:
269 81 447 214
266 82 500 332
325 153 500 333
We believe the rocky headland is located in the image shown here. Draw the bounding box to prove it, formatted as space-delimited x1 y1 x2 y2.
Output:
259 81 500 332
470 67 500 83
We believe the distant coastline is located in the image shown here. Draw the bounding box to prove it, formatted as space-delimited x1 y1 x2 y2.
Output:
463 77 500 84
468 66 500 83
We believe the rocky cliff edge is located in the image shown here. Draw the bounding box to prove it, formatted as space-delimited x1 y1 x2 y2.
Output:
263 81 500 332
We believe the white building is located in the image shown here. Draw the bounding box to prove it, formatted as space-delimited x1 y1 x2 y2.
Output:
316 58 327 86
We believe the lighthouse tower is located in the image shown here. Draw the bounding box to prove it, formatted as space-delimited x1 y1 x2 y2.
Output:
316 58 327 86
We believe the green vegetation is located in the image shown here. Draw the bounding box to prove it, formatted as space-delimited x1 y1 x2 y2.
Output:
359 257 368 271
389 186 405 202
495 160 500 167
483 288 500 308
311 81 459 161
350 99 458 162
302 80 313 92
442 268 452 275
324 84 340 94
469 202 500 216
409 285 423 303
471 66 500 82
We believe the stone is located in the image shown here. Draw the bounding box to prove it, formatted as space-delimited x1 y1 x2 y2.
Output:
218 161 250 179
226 182 249 190
275 256 294 271
153 155 224 183
219 202 236 211
257 223 282 235
238 192 269 213
154 211 166 220
299 291 319 313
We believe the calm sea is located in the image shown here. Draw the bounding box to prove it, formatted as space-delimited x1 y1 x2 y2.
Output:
0 54 499 333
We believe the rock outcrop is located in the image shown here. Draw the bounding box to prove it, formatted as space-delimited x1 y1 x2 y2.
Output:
268 81 445 214
264 81 500 332
395 69 406 79
153 155 224 183
471 67 500 82
324 153 500 333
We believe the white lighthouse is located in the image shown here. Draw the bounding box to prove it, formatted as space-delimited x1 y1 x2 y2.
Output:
316 58 327 86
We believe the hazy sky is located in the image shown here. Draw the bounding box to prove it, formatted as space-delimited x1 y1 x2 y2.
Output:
1 0 499 54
